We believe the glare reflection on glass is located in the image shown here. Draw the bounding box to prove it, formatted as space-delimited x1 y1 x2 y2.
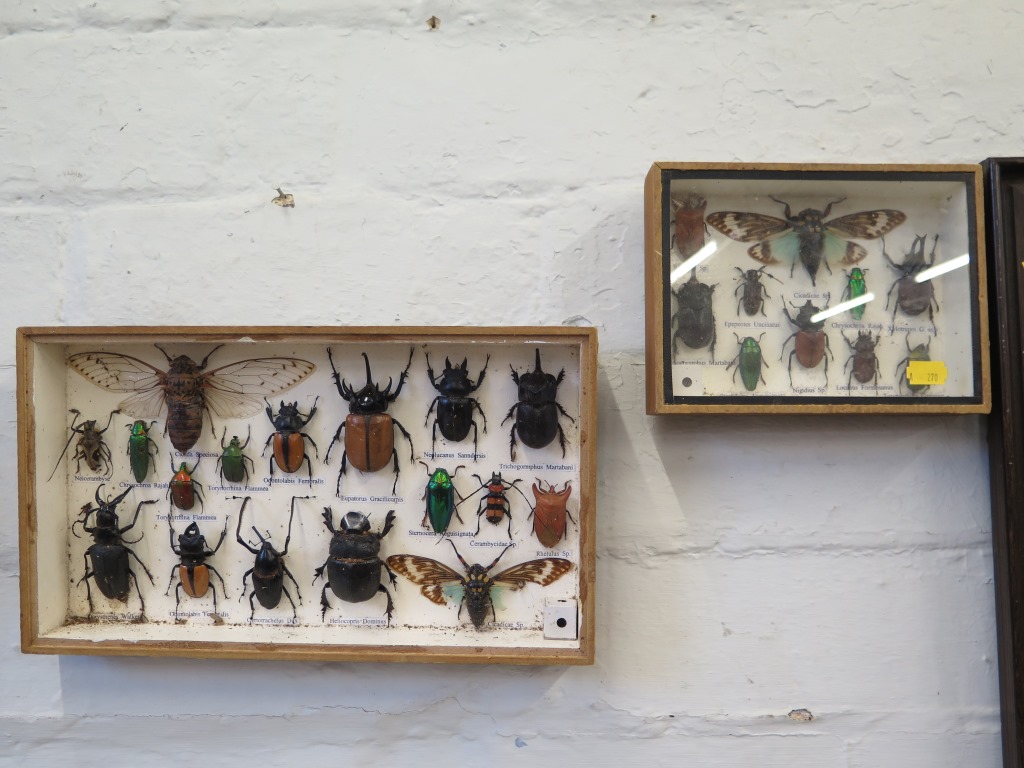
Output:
669 241 718 288
810 293 875 324
914 253 970 283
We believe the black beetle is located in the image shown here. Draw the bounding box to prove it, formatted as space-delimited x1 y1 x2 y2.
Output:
262 397 319 483
672 270 717 360
314 508 397 624
884 234 939 333
843 331 881 391
72 484 157 618
424 353 489 459
49 408 119 481
781 299 833 387
165 517 230 619
325 348 415 496
235 495 304 622
734 266 781 317
502 348 575 462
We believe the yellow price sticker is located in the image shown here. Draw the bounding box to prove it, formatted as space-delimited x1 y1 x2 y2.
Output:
906 360 947 386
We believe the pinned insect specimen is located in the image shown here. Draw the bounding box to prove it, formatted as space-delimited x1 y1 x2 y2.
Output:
387 540 573 629
781 299 833 386
843 331 881 390
66 346 315 454
884 234 940 333
727 333 768 392
707 197 906 285
670 193 708 260
49 408 119 481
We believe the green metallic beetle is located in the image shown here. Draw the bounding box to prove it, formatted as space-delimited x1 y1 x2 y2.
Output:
217 426 254 485
419 462 465 534
125 419 159 482
843 267 869 320
727 333 768 392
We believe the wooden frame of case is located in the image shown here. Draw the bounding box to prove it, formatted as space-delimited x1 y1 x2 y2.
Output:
984 158 1024 766
17 325 597 665
644 162 991 415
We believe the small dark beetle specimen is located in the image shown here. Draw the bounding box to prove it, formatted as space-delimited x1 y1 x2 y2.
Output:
502 349 575 461
235 495 304 622
125 419 159 483
325 348 415 496
217 426 254 485
884 234 940 333
672 271 717 360
166 517 230 618
72 484 157 618
781 299 833 387
734 266 781 317
843 331 881 391
263 397 319 483
49 408 119 481
314 508 397 624
895 334 933 395
424 353 489 458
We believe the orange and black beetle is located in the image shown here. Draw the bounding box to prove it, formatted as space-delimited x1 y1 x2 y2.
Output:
166 517 229 618
262 397 319 483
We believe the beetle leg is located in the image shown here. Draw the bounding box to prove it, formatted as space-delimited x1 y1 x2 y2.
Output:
553 401 576 425
320 585 332 621
240 568 253 600
508 424 519 462
129 567 147 620
392 418 414 464
325 420 346 465
209 582 219 615
174 582 183 620
335 452 348 496
378 584 395 625
424 396 440 426
80 551 95 615
556 423 569 459
126 548 155 586
505 507 513 540
248 590 257 621
282 563 302 604
282 586 299 622
261 433 274 457
383 560 398 588
389 449 400 495
165 565 178 595
313 558 329 586
208 565 228 601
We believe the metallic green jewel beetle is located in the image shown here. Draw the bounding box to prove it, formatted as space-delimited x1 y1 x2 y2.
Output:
419 462 465 534
125 419 159 482
843 267 869 320
727 333 768 392
217 426 254 485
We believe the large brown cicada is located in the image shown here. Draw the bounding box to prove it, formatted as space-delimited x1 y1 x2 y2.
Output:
67 345 316 454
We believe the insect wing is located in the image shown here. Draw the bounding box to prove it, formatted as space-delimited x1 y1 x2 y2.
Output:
491 558 573 591
706 211 790 243
825 209 906 241
386 554 466 606
202 357 316 419
822 232 867 267
749 230 800 267
67 352 167 417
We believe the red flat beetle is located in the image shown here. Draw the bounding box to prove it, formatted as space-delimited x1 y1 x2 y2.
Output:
672 193 708 260
530 479 575 549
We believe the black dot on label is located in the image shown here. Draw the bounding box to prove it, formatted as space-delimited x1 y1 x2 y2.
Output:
556 617 567 628
681 377 693 388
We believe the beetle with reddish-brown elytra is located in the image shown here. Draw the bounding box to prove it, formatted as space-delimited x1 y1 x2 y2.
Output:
530 479 575 548
781 299 833 387
167 456 205 513
843 331 881 391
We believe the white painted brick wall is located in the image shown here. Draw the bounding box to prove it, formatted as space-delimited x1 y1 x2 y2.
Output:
0 1 1014 764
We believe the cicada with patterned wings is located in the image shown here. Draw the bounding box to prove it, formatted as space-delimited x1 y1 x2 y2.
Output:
386 540 572 629
67 345 316 454
707 196 906 286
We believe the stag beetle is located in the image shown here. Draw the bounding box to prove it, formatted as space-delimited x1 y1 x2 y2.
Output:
166 517 230 618
314 508 397 624
424 352 489 458
843 330 881 390
502 349 575 461
235 495 305 622
263 397 319 483
325 348 415 496
49 408 119 481
72 484 157 618
125 419 159 483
